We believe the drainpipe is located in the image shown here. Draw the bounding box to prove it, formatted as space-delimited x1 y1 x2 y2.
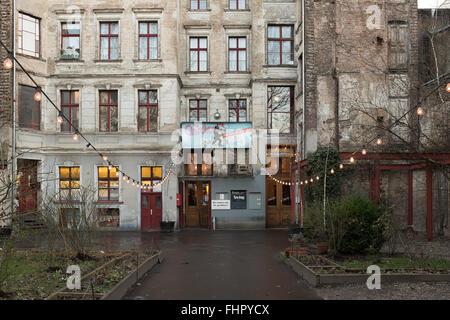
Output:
301 0 306 158
332 68 339 150
11 0 17 224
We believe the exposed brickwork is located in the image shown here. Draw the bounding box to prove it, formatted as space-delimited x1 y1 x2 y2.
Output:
0 0 12 130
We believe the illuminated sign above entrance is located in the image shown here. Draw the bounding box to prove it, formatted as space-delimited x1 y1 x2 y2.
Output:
181 122 252 149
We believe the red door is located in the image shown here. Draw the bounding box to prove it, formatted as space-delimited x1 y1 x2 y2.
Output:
141 193 163 230
18 160 38 214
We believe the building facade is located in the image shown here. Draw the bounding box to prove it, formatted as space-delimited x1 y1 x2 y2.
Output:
12 0 302 230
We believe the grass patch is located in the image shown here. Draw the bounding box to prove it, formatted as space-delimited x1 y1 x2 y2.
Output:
340 256 450 271
0 251 115 300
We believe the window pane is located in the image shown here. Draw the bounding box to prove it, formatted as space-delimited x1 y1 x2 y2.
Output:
230 0 237 10
238 109 246 122
152 167 162 179
271 112 291 133
110 91 118 104
267 182 277 206
139 91 148 104
61 91 70 104
100 23 109 34
149 106 157 131
99 106 109 132
110 106 118 132
59 167 70 179
61 106 71 132
229 51 237 71
191 0 198 10
189 110 198 122
229 37 237 49
199 0 207 9
188 183 197 205
110 38 119 59
268 26 280 38
149 90 158 103
139 22 148 34
238 0 245 9
238 37 246 48
238 51 246 71
72 167 80 179
268 41 280 65
199 100 207 108
110 23 119 35
190 38 198 49
199 38 207 49
190 51 198 71
199 51 207 71
229 108 237 122
98 167 108 179
282 41 293 64
98 189 109 201
139 37 148 60
282 185 291 206
199 109 207 122
282 26 292 38
149 37 158 59
73 91 80 104
100 38 109 59
149 22 158 34
142 167 152 179
138 107 147 131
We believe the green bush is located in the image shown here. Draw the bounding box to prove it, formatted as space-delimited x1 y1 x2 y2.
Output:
328 194 386 255
303 201 329 242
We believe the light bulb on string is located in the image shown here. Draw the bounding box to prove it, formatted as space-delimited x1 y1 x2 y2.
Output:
3 56 13 70
34 87 42 102
339 164 344 169
316 176 320 180
446 83 450 93
102 155 108 162
305 180 308 184
72 131 79 141
350 156 355 164
362 148 367 155
377 138 382 145
330 168 335 174
417 106 424 116
57 111 63 125
310 178 313 183
122 175 126 181
126 179 130 184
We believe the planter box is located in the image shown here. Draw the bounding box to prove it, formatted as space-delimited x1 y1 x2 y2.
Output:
102 252 163 300
285 256 450 288
160 221 175 233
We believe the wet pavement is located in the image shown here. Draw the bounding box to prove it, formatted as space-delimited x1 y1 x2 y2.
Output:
122 230 321 300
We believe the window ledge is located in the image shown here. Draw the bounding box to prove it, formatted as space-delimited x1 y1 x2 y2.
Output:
187 9 212 13
184 71 212 75
96 201 124 205
224 71 251 74
16 52 46 62
224 9 251 12
133 59 162 63
94 59 123 63
55 59 85 63
263 64 297 68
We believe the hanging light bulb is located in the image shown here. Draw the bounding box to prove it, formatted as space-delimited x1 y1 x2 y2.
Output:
34 87 42 102
108 164 113 170
310 178 313 183
122 175 126 181
362 148 367 155
132 181 136 187
330 168 335 174
417 106 424 116
305 180 308 184
300 181 303 185
350 156 355 163
126 179 130 184
447 83 450 93
377 138 382 145
57 111 63 125
3 56 13 70
102 155 108 162
72 131 79 141
316 176 320 180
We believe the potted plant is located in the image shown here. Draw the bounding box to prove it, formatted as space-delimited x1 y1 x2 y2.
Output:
160 220 175 233
315 232 329 255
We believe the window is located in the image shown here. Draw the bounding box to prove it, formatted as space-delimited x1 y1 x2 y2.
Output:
98 166 119 202
61 90 79 132
189 99 207 122
59 167 80 200
138 90 158 132
99 90 118 132
189 37 207 72
388 22 408 69
229 99 247 122
298 54 303 95
191 0 207 10
267 86 294 133
100 22 119 60
18 85 40 130
139 22 158 60
185 150 213 176
98 208 120 228
18 12 40 57
229 37 246 71
267 25 294 65
61 22 80 60
141 166 163 191
229 0 246 10
282 185 291 206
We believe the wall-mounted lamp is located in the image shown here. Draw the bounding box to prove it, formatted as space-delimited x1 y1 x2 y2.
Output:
214 109 221 120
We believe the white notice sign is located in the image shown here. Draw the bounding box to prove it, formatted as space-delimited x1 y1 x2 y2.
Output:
212 200 231 210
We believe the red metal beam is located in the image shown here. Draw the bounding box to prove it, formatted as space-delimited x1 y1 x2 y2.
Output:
374 159 381 202
380 163 427 170
408 170 413 231
291 164 296 224
426 164 433 242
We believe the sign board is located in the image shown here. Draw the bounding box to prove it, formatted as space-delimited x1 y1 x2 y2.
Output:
212 200 231 210
231 190 247 210
181 122 252 149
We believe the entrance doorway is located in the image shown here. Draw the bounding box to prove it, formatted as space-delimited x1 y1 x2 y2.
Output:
17 159 38 214
141 193 163 230
185 181 211 228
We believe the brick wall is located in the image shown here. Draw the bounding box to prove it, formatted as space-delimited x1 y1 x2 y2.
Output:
0 0 12 130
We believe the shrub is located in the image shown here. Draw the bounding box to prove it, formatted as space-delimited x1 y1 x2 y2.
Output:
328 194 386 255
303 201 329 242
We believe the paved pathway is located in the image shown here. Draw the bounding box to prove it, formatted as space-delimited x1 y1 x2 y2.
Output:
122 230 320 300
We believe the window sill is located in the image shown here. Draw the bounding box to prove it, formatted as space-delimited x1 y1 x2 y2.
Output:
16 52 46 62
55 59 84 63
96 201 124 205
224 71 251 74
224 9 251 12
263 64 297 68
94 59 123 63
187 9 211 12
184 71 212 75
133 59 162 63
17 128 41 133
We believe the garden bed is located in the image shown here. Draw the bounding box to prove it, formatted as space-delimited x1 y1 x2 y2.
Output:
0 249 160 300
284 253 450 287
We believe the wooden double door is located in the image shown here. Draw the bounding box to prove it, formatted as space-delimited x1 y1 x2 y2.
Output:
141 192 163 230
266 178 292 228
185 181 211 228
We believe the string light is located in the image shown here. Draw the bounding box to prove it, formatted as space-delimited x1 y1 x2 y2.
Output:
447 83 450 93
122 175 127 181
339 164 344 169
316 176 320 180
330 168 335 174
102 155 108 162
376 138 382 145
417 106 424 116
72 131 79 141
362 148 367 155
3 55 13 70
57 111 63 125
305 180 308 184
350 156 355 163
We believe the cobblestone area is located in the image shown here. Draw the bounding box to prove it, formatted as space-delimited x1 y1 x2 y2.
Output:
316 281 450 300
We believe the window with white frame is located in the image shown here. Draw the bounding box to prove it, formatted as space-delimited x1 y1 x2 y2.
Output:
18 12 40 57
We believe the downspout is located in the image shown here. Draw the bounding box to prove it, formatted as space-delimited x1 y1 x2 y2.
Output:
301 0 306 158
332 67 339 150
11 0 17 223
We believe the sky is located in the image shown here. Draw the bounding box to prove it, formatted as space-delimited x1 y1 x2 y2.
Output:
418 0 450 8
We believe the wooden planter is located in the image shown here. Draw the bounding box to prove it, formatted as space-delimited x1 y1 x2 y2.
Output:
316 242 329 255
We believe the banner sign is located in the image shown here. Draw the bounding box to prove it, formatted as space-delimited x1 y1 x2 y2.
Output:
231 190 247 210
181 122 252 149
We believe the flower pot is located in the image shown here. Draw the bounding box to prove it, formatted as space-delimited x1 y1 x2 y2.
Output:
160 221 175 233
316 242 329 254
295 248 308 258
